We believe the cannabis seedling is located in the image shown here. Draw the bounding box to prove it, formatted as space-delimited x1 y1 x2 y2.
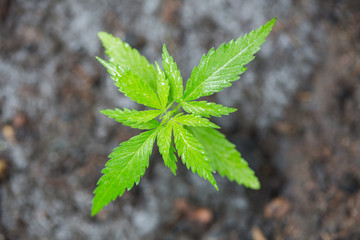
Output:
92 18 276 215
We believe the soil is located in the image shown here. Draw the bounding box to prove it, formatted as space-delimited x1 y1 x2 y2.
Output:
0 0 359 239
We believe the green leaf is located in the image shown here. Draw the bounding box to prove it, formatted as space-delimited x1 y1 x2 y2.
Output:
162 44 184 102
172 121 218 190
182 101 237 118
155 62 170 109
98 32 157 91
157 123 177 174
183 18 276 101
101 108 161 130
97 57 162 109
96 56 118 76
92 129 158 216
187 127 260 189
174 113 220 129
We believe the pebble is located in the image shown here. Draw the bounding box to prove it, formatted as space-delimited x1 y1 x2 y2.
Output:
264 196 291 219
2 125 16 143
0 159 7 180
251 226 267 240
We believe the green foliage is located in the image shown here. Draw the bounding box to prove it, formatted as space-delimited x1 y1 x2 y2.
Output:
92 129 158 216
162 44 184 102
92 18 276 215
183 18 276 101
155 62 170 109
187 127 260 189
97 57 162 109
172 121 218 190
98 32 158 90
174 113 220 128
157 123 178 175
182 101 237 118
100 108 161 129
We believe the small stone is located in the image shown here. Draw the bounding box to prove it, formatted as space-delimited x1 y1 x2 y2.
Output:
175 198 190 212
264 196 291 219
0 159 8 180
188 207 213 225
2 125 16 143
175 198 213 224
13 112 27 128
275 122 295 134
251 226 267 240
161 0 183 25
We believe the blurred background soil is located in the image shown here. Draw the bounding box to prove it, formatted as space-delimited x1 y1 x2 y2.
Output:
0 0 359 239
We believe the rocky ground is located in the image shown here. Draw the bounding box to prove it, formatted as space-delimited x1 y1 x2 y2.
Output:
0 0 359 239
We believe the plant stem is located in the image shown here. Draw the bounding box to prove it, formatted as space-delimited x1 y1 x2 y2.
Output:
160 101 175 119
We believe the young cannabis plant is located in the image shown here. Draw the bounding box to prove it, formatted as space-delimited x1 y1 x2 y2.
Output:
92 18 276 216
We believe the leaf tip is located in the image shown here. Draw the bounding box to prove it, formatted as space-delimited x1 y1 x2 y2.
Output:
97 31 111 42
91 199 102 216
249 178 261 190
162 43 168 53
212 123 221 129
268 17 277 28
170 168 177 176
96 56 107 65
154 61 160 69
229 107 237 114
90 208 98 217
213 182 219 191
97 31 106 37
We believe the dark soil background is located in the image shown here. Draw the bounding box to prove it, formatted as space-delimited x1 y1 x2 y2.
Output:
0 0 359 239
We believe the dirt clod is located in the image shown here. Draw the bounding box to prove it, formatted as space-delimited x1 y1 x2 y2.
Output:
264 196 291 219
